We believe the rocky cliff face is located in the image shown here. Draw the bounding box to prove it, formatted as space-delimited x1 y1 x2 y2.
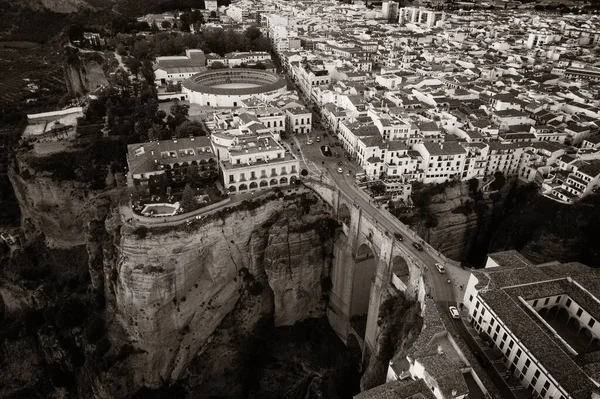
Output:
404 181 513 266
9 167 95 247
101 193 338 395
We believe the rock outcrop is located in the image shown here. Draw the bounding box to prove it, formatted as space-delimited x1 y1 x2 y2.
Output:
405 181 513 265
102 192 338 394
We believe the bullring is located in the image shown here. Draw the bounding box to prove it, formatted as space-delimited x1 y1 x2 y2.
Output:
181 68 288 107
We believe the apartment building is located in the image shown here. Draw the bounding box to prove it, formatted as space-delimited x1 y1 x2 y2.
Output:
398 7 445 27
463 250 600 399
218 133 300 193
550 159 600 203
414 142 467 184
153 50 206 86
126 137 217 195
296 60 331 104
285 107 312 135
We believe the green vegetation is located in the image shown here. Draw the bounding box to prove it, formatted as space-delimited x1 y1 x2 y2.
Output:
361 293 423 390
393 181 460 228
25 138 127 189
491 187 600 266
111 25 271 60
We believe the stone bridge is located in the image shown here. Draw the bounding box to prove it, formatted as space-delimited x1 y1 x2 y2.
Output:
304 179 457 356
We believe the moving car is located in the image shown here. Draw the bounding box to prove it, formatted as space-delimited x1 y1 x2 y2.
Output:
338 167 343 173
394 233 404 241
435 263 446 274
412 242 424 251
449 306 460 319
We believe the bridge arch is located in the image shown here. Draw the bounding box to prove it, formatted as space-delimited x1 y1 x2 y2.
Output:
338 203 351 226
350 243 377 318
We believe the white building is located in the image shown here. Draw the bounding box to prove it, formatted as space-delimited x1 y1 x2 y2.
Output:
414 142 467 184
285 107 312 135
205 0 218 11
216 133 300 193
463 251 600 399
153 49 206 86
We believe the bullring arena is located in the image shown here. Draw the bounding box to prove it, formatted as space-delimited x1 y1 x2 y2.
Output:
181 68 288 107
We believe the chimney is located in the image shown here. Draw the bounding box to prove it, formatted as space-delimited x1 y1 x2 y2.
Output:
437 345 444 355
451 389 457 397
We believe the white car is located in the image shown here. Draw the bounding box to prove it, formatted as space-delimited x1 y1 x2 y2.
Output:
338 167 343 173
306 140 314 145
436 263 446 274
449 306 460 319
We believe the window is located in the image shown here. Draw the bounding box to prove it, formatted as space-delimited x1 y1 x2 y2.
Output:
533 300 538 307
516 348 522 358
509 340 514 349
469 295 473 302
525 359 531 367
229 175 234 183
482 308 486 316
577 308 583 317
534 370 540 379
556 296 561 303
496 325 500 333
475 301 480 309
544 298 550 305
566 298 572 308
502 332 507 342
491 319 495 326
589 318 596 328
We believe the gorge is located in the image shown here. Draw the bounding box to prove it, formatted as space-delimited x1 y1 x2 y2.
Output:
2 155 600 398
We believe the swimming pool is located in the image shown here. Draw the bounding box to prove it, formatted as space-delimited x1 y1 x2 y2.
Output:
141 202 180 217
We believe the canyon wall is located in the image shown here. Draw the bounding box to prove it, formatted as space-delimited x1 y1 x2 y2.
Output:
102 192 339 395
403 180 514 266
9 167 95 247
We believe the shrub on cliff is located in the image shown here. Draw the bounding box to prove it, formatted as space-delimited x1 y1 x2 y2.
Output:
132 226 148 239
361 293 423 390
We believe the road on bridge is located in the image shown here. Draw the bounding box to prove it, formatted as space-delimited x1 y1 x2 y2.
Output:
285 130 464 304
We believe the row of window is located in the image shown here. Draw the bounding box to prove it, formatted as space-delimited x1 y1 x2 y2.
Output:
472 301 566 399
228 165 297 182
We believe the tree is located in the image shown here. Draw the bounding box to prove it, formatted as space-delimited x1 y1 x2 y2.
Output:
181 184 198 212
176 120 206 138
67 23 84 43
124 56 141 77
115 43 127 56
210 61 226 69
151 22 159 33
147 123 169 141
245 25 262 41
490 172 506 191
161 21 172 30
300 169 309 176
254 62 266 70
167 100 190 130
371 181 386 196
190 10 204 25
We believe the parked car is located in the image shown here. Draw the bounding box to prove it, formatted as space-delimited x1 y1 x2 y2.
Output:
316 136 321 142
337 167 343 173
307 140 314 145
436 263 446 274
412 242 424 251
449 306 460 319
394 233 404 241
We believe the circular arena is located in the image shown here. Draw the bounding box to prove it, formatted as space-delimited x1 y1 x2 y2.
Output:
182 68 288 107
